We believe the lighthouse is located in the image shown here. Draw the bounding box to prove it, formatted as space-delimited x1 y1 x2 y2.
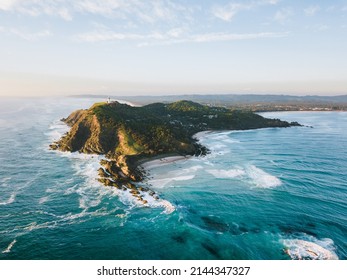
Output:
107 97 111 104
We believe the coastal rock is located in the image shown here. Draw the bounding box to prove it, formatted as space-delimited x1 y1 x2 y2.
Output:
98 167 110 178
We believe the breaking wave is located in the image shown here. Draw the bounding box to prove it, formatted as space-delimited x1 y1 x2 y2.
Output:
58 151 175 214
245 165 282 188
146 165 203 188
0 193 16 206
282 234 339 260
2 239 16 254
207 168 245 178
45 120 69 142
206 164 281 188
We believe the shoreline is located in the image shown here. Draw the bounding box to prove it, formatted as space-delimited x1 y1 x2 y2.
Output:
140 155 191 170
138 132 213 173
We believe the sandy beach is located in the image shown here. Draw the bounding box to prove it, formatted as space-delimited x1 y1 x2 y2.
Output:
140 155 191 170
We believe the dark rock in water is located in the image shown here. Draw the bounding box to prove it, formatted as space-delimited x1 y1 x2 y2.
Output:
238 225 248 234
306 222 316 229
201 216 229 232
125 183 137 190
278 225 317 237
193 143 210 156
290 121 302 126
171 235 186 244
201 242 221 258
187 207 198 214
114 184 122 190
49 143 59 150
229 223 244 236
148 190 156 196
97 177 113 186
98 167 110 178
249 227 261 234
130 189 140 195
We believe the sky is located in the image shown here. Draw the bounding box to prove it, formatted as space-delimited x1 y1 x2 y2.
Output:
0 0 347 97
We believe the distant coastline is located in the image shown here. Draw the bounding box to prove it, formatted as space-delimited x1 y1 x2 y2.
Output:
69 93 347 112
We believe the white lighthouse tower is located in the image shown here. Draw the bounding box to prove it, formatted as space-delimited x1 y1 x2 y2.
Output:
107 96 111 104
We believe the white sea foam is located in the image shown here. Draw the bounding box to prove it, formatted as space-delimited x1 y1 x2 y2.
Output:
45 120 69 142
148 175 196 188
282 234 339 260
38 196 49 204
141 156 189 169
63 184 79 195
59 151 175 214
193 130 212 139
203 141 231 157
112 186 175 214
205 164 281 188
0 177 12 184
140 192 175 214
0 193 16 206
19 211 92 233
146 165 202 188
2 239 16 254
146 178 174 189
155 200 175 214
64 153 107 210
210 143 228 149
198 131 239 144
222 138 240 144
75 184 106 210
207 168 245 179
245 165 282 188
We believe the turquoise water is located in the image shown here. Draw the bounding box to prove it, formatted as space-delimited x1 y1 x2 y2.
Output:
0 97 346 260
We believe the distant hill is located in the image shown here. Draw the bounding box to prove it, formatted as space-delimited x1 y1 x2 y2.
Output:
51 100 300 203
70 94 347 111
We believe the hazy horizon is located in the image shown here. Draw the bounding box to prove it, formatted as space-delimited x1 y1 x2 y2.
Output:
1 0 347 97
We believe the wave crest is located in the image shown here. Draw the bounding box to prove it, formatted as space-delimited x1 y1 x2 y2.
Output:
2 239 16 254
245 165 282 188
282 234 338 260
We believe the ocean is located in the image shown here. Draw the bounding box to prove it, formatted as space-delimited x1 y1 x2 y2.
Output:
0 97 346 260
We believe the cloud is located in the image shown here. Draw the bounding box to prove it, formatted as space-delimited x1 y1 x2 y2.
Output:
260 0 280 5
266 0 279 4
212 0 280 22
0 0 73 20
77 28 288 46
0 25 51 40
77 31 165 43
0 0 190 23
190 31 287 43
317 24 328 31
274 8 293 24
212 3 251 21
0 0 17 11
304 5 320 16
10 29 51 40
